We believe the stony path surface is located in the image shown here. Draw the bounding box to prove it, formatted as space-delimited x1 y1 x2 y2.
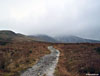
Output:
20 46 60 76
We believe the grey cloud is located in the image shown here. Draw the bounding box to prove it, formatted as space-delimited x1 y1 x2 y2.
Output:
0 0 100 40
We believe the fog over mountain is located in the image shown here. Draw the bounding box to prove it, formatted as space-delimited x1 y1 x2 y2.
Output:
0 30 100 43
0 0 100 40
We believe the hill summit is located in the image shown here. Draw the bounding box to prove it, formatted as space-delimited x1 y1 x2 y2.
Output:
0 30 17 41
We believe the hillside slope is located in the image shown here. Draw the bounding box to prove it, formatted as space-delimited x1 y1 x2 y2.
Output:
0 42 100 76
0 30 17 41
29 35 57 43
0 30 100 43
55 35 100 43
54 43 100 76
0 30 41 45
29 35 100 43
0 31 100 76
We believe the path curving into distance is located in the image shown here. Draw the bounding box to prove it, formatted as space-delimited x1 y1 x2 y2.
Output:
20 46 60 76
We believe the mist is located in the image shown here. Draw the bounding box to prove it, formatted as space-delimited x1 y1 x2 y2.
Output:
0 0 100 40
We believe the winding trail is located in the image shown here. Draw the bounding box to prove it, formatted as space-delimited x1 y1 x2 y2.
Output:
21 46 60 76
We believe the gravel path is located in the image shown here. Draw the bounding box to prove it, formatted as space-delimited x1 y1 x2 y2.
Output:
20 46 60 76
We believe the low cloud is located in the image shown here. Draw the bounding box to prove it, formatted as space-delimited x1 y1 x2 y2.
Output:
0 0 100 40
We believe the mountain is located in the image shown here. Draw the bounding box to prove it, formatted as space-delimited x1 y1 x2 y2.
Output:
30 35 100 43
0 30 100 43
29 35 57 43
54 35 100 43
0 30 100 76
0 30 19 45
0 30 17 41
0 30 40 45
29 35 100 43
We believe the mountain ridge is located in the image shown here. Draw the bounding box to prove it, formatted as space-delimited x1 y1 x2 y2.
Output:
29 34 57 43
0 30 100 43
54 35 100 43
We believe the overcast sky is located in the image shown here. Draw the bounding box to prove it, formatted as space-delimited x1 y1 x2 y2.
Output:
0 0 100 40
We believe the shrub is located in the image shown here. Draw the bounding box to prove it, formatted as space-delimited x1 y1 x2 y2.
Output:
29 50 32 53
95 47 100 54
0 64 5 70
79 67 95 74
15 64 19 68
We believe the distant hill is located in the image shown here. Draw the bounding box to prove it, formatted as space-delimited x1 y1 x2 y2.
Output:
29 35 57 43
0 30 100 43
0 30 16 40
55 35 100 43
0 30 39 44
0 30 100 76
29 35 100 43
